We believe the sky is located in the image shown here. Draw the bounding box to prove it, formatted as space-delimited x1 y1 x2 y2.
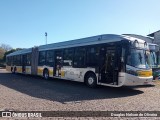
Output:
0 0 160 49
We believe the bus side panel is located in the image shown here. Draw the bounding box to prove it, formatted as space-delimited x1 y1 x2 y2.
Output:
16 66 22 73
60 67 96 82
6 65 11 71
31 47 39 75
37 66 43 76
25 66 31 74
118 72 126 86
37 66 54 77
48 67 54 77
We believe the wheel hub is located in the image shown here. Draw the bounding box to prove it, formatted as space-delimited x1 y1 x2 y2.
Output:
88 77 94 85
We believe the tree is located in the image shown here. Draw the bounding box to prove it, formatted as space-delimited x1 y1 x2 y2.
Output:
3 48 23 62
0 48 5 60
0 44 12 52
0 44 12 61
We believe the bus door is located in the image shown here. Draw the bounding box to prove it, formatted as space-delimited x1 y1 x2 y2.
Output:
22 54 26 73
99 46 120 85
54 50 63 77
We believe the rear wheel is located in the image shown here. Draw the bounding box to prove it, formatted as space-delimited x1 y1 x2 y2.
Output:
85 73 97 88
43 69 49 80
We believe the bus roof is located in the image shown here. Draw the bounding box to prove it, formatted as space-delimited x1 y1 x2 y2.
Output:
122 34 159 51
7 48 32 57
7 34 146 57
38 34 127 51
123 34 154 43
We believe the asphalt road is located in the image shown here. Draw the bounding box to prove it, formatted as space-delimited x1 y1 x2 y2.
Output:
0 69 160 119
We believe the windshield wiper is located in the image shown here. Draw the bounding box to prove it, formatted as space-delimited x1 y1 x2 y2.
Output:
138 52 142 64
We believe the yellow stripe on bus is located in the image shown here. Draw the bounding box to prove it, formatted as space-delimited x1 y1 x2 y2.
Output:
61 71 65 77
49 70 53 76
16 67 22 73
26 68 31 74
137 70 152 77
38 68 43 75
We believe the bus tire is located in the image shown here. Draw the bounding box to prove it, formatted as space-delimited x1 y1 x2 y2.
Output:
43 69 49 80
85 73 97 88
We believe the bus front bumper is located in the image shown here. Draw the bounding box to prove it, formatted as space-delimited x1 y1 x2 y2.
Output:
123 73 153 86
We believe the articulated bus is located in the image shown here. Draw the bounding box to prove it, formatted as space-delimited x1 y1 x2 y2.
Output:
6 34 153 87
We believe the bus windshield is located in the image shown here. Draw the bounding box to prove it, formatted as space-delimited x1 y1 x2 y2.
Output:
127 49 151 69
150 51 157 68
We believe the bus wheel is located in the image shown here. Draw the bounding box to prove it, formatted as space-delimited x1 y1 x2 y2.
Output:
85 73 97 88
43 69 49 80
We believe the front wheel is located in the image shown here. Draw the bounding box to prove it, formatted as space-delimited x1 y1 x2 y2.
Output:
43 69 49 80
85 73 97 88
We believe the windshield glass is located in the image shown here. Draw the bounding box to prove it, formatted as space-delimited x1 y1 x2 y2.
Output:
127 49 151 69
150 51 157 68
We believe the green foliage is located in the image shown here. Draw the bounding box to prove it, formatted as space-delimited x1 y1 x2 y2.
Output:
0 43 23 67
3 48 23 61
0 44 12 62
3 49 16 61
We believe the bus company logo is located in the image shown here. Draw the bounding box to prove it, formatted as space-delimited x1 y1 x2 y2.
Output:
2 112 12 117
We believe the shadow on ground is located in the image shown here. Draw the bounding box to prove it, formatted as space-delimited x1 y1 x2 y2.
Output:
0 72 144 103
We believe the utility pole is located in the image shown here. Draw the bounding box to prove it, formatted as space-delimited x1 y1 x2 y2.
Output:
45 32 47 44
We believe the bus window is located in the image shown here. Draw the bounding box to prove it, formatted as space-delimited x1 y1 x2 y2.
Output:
11 56 13 65
6 57 10 66
46 50 54 67
39 51 46 66
86 47 99 67
13 56 17 65
74 48 86 68
63 48 73 66
26 53 31 66
17 55 22 66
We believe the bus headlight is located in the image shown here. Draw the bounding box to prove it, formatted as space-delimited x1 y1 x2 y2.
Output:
137 70 152 77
